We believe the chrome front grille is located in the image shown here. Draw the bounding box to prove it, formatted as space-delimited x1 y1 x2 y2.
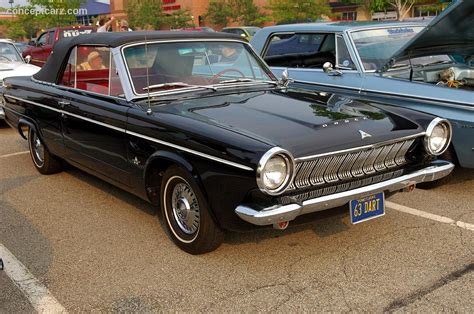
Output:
287 138 417 191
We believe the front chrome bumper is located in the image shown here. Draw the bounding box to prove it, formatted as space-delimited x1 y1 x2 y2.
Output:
235 161 454 226
0 106 4 119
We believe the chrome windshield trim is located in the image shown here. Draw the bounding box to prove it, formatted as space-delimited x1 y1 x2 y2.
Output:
346 24 425 73
295 133 425 162
119 39 275 100
4 95 254 172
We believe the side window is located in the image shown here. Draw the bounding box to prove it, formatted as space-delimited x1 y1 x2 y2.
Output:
336 35 356 70
263 33 336 69
48 31 55 45
110 58 124 97
60 47 77 87
60 45 117 96
37 33 48 46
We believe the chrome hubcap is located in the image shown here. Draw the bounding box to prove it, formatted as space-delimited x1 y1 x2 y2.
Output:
171 182 200 234
32 133 44 165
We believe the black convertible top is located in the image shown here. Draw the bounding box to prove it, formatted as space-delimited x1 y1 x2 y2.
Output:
34 31 243 83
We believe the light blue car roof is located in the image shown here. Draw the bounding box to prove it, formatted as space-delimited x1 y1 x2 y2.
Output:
251 21 426 53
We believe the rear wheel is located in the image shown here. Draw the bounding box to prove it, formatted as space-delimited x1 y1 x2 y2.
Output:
160 166 224 254
28 128 62 175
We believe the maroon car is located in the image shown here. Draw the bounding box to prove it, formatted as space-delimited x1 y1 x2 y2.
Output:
23 26 95 67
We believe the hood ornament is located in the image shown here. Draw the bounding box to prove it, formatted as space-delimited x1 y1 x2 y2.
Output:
359 130 372 139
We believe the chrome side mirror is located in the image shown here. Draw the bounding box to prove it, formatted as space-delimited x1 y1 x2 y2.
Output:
323 62 333 73
280 68 293 87
323 62 342 76
24 55 31 64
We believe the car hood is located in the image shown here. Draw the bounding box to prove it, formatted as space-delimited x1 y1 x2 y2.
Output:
382 0 474 69
0 62 40 80
161 89 424 158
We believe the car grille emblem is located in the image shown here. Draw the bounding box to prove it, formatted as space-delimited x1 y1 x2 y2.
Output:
359 130 372 139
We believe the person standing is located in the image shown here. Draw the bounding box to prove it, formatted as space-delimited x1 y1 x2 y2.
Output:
119 20 132 32
97 16 115 32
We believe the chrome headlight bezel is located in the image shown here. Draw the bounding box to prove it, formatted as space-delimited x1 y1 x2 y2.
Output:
424 118 452 156
256 147 295 196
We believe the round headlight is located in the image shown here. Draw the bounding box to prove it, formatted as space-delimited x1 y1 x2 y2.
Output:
257 147 294 195
424 118 451 156
262 155 287 190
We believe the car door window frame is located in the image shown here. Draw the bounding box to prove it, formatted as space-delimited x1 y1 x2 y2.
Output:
36 32 48 46
55 45 126 100
261 31 338 72
335 34 358 73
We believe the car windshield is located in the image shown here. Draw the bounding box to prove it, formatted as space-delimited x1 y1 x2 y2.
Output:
350 26 424 71
0 42 23 63
123 41 275 95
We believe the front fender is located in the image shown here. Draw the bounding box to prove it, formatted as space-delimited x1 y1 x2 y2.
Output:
144 150 194 180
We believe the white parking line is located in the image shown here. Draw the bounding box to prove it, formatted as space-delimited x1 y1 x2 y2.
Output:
386 201 474 231
0 243 67 313
0 151 29 159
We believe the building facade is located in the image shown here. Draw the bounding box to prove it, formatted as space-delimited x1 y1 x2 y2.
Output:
110 0 450 30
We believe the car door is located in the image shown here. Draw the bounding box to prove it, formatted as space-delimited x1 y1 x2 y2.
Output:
30 32 49 67
57 45 132 186
262 32 363 95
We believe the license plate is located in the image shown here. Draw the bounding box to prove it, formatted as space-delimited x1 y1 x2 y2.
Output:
350 192 385 224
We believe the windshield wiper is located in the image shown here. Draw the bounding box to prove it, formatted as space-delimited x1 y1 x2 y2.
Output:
143 82 217 92
217 78 279 86
387 63 410 70
416 60 455 67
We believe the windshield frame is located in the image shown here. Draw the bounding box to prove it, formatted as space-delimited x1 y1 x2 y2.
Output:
120 39 277 99
346 24 425 73
0 41 25 63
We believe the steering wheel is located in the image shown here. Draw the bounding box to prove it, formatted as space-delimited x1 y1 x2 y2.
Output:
210 68 245 83
0 55 12 62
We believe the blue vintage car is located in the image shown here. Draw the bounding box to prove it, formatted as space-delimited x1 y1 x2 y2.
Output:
251 0 474 169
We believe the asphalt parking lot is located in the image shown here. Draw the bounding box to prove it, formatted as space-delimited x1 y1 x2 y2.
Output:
0 124 473 312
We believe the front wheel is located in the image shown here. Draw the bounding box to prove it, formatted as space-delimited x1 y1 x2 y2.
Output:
160 166 224 254
28 128 62 175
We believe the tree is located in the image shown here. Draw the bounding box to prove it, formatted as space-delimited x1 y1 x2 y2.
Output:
205 0 233 27
126 0 163 30
163 9 195 29
267 0 332 24
343 0 449 20
232 0 270 26
205 0 270 27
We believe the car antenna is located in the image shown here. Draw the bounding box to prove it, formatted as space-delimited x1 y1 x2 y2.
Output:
145 34 152 115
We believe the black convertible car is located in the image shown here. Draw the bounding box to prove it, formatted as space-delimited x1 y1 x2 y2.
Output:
0 32 454 254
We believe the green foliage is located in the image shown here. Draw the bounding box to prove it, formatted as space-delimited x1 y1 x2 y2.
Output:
163 9 195 29
126 0 163 30
267 0 332 24
205 0 269 27
340 0 388 12
233 0 271 26
205 0 233 27
5 21 27 40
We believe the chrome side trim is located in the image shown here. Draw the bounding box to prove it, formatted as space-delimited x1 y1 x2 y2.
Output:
295 133 424 161
235 161 455 226
4 95 254 171
126 130 253 171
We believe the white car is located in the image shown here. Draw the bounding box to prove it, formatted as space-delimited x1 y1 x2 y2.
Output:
0 39 40 120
